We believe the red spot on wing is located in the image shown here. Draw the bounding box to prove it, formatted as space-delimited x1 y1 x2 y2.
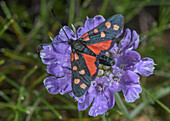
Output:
80 83 87 89
74 79 80 84
74 53 79 60
71 53 74 61
82 54 97 77
86 40 112 55
81 33 88 38
94 29 98 33
82 36 90 41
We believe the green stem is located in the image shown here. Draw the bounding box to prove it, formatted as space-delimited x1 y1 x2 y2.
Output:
79 111 82 121
114 92 129 116
141 89 154 121
39 97 62 119
25 98 40 121
0 19 14 37
100 0 110 15
142 87 170 113
0 102 28 113
69 0 75 25
0 1 11 19
28 73 48 90
0 91 11 102
14 111 19 121
130 86 170 118
1 48 35 64
22 66 38 86
102 113 107 121
0 73 20 89
15 66 38 120
37 105 77 110
113 109 134 121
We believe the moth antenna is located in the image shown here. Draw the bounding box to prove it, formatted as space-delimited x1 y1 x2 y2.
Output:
37 41 67 53
51 8 70 40
37 9 70 53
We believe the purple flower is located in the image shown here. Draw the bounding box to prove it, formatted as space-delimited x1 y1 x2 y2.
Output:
71 76 115 117
109 29 154 103
40 13 155 117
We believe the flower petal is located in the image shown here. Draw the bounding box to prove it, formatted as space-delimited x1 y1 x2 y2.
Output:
88 95 108 117
84 18 95 31
120 70 140 84
116 50 141 71
93 15 105 27
46 64 71 77
109 79 122 92
55 53 71 66
109 67 124 92
78 92 95 111
77 27 86 38
104 89 115 109
116 27 123 38
123 84 142 102
110 43 118 55
54 42 70 54
128 30 139 50
136 57 155 76
44 76 72 95
118 28 131 52
40 45 57 65
58 26 76 41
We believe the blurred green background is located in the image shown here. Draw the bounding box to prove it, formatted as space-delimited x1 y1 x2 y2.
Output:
0 0 170 121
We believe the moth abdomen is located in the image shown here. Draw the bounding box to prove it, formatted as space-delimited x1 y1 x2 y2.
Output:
99 55 115 66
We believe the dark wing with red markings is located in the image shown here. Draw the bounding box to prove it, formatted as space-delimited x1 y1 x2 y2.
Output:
71 15 123 97
71 52 99 97
79 14 124 56
80 14 124 45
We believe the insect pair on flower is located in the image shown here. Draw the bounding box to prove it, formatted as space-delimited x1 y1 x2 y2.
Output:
40 10 155 116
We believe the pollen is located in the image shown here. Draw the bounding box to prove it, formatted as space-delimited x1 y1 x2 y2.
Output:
94 29 98 33
105 22 111 29
79 69 85 75
81 32 88 38
101 32 105 38
82 36 90 41
80 83 87 89
74 79 80 84
73 66 77 70
113 24 119 30
74 53 79 60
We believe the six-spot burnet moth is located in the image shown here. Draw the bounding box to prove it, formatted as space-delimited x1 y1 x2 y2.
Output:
38 9 124 97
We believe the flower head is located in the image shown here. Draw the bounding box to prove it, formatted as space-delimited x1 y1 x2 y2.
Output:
40 14 155 117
